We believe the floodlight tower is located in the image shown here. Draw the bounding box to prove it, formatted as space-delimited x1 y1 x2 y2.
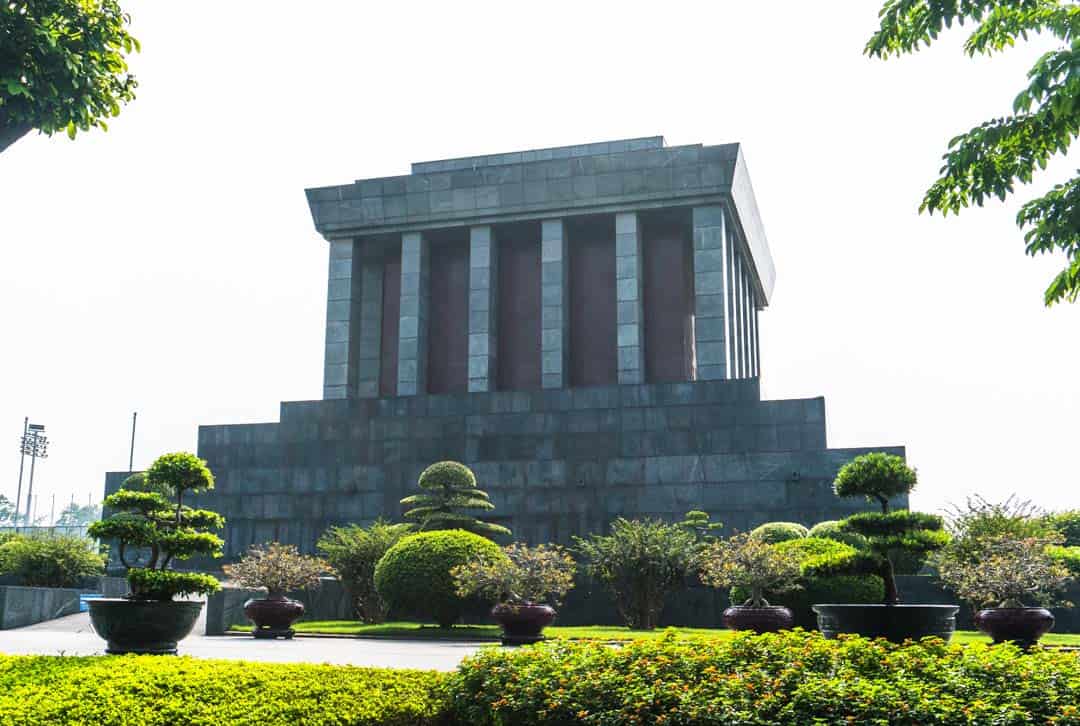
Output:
19 424 48 525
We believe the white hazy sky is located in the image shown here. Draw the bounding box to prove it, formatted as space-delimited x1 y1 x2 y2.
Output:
1 2 1077 523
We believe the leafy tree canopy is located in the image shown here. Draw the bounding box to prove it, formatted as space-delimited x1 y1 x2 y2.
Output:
56 502 101 526
868 0 1080 304
1 0 139 152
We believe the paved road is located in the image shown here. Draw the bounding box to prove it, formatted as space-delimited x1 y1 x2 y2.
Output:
0 611 482 671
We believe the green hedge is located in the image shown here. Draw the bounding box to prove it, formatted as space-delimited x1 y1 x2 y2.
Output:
448 631 1080 725
0 656 446 725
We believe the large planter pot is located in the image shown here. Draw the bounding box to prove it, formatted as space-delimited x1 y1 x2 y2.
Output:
491 602 556 645
812 604 959 643
723 605 794 634
974 607 1055 648
88 598 203 655
244 595 305 639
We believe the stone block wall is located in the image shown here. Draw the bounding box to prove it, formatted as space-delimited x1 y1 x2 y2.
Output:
149 378 906 559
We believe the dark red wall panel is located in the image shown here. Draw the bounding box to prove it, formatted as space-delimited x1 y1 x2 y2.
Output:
497 224 541 391
643 217 693 383
569 218 616 386
379 255 401 396
427 238 469 394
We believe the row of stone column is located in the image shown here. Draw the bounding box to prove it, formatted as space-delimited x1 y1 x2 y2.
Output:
323 205 760 400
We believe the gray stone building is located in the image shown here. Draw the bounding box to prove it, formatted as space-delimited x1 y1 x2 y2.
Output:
106 136 904 557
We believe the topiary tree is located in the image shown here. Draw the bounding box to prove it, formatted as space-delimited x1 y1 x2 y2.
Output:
400 461 511 539
749 522 809 544
374 529 506 628
1 0 139 152
815 453 949 605
88 452 223 601
575 518 698 630
317 519 409 623
679 510 722 541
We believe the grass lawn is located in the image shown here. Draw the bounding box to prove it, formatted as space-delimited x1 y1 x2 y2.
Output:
228 620 1080 646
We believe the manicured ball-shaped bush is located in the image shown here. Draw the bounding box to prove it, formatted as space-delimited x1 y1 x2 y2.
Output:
808 520 868 549
418 461 476 491
1048 510 1080 547
374 530 506 628
749 522 808 544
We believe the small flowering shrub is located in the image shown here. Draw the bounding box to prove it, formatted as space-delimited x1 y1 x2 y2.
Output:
452 543 576 606
936 534 1074 608
698 532 800 607
448 630 1080 725
223 542 333 597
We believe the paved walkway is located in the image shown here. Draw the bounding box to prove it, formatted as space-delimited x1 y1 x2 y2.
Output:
0 611 482 671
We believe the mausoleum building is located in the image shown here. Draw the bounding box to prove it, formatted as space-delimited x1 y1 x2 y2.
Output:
106 137 905 556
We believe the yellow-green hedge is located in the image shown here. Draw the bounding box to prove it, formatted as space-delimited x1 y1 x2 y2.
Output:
0 656 447 725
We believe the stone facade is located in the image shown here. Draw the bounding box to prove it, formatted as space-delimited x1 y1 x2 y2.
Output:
104 137 906 557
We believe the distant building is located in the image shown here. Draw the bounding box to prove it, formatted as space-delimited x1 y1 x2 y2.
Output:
106 137 904 556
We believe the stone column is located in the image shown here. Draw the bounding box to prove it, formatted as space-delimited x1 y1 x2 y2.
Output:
615 212 645 385
541 219 568 389
355 260 383 398
734 252 747 378
752 305 761 378
468 225 497 392
725 224 739 378
746 270 758 378
323 239 358 399
692 206 729 380
397 231 429 396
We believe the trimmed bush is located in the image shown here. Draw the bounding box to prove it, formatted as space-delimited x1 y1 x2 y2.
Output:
807 520 867 548
448 631 1080 725
0 655 446 725
731 537 884 628
749 521 808 544
0 534 105 588
374 530 505 628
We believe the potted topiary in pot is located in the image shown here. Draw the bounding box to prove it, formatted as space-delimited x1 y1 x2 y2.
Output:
224 542 333 639
86 452 223 654
936 533 1073 647
809 452 956 642
699 532 801 633
452 543 576 644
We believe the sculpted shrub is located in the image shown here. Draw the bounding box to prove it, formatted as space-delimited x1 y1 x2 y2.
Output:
374 530 506 628
88 452 223 600
400 461 510 539
749 521 808 544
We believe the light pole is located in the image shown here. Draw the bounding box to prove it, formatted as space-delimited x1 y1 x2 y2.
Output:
19 424 48 526
13 417 27 526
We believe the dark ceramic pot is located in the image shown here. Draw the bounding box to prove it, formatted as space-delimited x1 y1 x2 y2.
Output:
491 602 556 645
812 604 959 643
722 605 794 633
244 594 305 639
88 598 203 655
974 607 1055 648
